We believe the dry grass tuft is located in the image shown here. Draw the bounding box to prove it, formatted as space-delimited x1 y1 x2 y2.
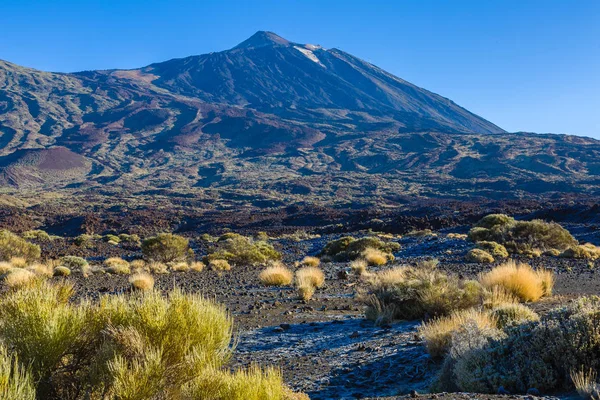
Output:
259 264 293 286
128 272 155 291
297 284 316 302
129 259 146 271
190 261 205 272
350 259 368 276
3 268 36 288
170 262 190 272
419 308 497 357
362 247 388 266
104 257 131 275
209 259 231 271
490 302 539 328
147 261 168 274
9 257 27 269
571 368 600 400
300 256 320 267
479 260 553 302
25 263 53 278
296 267 325 288
0 262 12 275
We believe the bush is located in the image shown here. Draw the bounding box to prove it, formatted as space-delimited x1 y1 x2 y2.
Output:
10 257 28 268
129 272 154 291
350 259 368 276
23 230 52 242
259 264 293 286
362 247 388 266
468 215 578 254
476 241 508 258
295 267 325 301
142 233 193 263
444 297 600 394
206 233 281 265
363 262 484 324
170 262 190 272
466 249 495 263
479 260 553 302
419 309 497 358
319 236 399 261
60 256 88 271
104 258 131 275
103 234 121 245
0 280 300 399
0 344 35 399
0 230 41 262
118 233 140 244
489 303 539 328
561 243 600 260
129 259 146 270
74 234 93 247
190 261 205 272
3 269 36 289
53 267 71 277
209 259 231 271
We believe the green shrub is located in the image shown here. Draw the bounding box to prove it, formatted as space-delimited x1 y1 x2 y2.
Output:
53 267 71 277
320 236 400 261
22 230 52 242
466 249 494 263
0 230 41 262
118 233 140 244
0 280 300 399
363 262 484 324
561 243 600 260
443 296 600 394
104 258 130 275
74 234 93 247
141 233 193 263
476 241 508 258
103 234 121 244
468 215 578 254
59 256 88 271
489 303 539 328
207 233 280 265
0 344 35 399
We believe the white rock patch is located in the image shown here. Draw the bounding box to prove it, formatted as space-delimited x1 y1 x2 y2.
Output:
293 45 326 67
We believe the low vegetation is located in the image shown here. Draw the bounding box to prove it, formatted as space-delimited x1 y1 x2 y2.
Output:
128 272 154 291
436 296 600 394
0 230 41 262
468 214 578 254
259 263 293 286
104 257 131 275
479 260 553 302
561 243 600 260
141 233 193 263
466 249 495 263
209 259 231 271
475 241 509 258
0 280 302 399
296 267 325 301
206 233 281 265
320 236 399 262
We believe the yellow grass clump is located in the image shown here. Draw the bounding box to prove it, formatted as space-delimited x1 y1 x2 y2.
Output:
350 259 368 276
3 268 36 288
129 259 146 271
418 308 497 357
571 368 600 400
296 267 325 288
362 247 388 266
0 262 12 275
104 258 131 275
300 256 320 267
170 262 190 272
259 264 293 286
9 257 27 268
209 259 231 271
190 261 206 272
147 261 168 274
128 272 155 291
466 249 495 263
479 260 554 302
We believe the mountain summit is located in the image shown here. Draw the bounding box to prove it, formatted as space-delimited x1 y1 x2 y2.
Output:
0 32 599 202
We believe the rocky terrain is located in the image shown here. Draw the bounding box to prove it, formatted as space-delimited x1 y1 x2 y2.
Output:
1 31 600 204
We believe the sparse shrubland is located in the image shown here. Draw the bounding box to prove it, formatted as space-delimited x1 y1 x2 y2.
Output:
300 256 320 267
206 233 281 265
296 267 325 301
0 230 41 262
59 256 88 272
468 214 578 254
0 280 302 399
476 241 508 258
350 259 368 276
53 266 71 277
23 230 53 242
209 259 232 271
259 263 293 286
3 268 36 288
128 272 154 291
141 233 193 263
489 302 539 328
479 260 553 302
319 236 399 262
362 247 388 266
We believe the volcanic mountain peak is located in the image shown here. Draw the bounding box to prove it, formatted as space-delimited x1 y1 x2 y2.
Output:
233 30 292 49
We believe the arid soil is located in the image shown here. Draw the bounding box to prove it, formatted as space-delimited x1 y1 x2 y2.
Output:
28 225 599 400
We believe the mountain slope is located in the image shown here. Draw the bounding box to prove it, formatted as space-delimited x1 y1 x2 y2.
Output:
0 32 599 204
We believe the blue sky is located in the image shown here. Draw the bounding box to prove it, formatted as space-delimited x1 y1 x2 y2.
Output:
1 0 599 138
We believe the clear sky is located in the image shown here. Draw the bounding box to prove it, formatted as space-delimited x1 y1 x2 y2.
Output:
1 0 599 138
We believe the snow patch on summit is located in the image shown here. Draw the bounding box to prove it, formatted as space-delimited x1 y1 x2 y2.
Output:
293 46 326 67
